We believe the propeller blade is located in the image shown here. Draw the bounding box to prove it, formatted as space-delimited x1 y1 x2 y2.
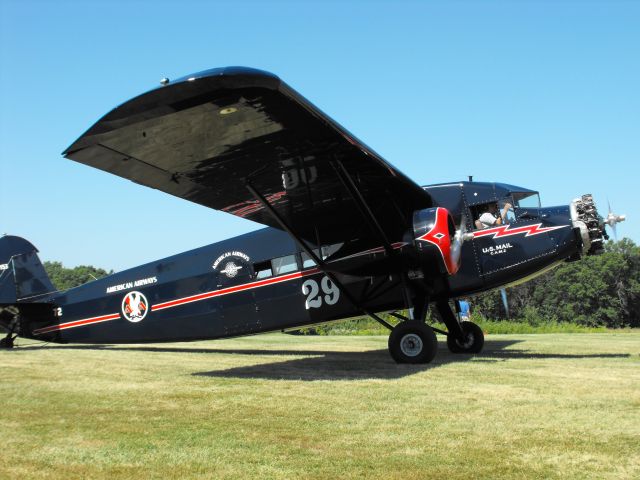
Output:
603 199 626 242
450 212 467 269
500 288 510 318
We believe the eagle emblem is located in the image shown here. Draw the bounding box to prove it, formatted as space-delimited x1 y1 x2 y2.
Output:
122 291 149 323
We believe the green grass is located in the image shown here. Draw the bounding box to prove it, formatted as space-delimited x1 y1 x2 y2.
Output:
298 316 615 335
1 333 639 479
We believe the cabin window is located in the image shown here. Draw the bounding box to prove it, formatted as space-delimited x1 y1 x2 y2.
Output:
272 255 298 275
254 261 272 279
301 249 320 268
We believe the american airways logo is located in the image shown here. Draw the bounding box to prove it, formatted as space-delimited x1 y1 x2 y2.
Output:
473 223 569 239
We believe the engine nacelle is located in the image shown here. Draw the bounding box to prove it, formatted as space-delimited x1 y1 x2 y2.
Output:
412 207 460 275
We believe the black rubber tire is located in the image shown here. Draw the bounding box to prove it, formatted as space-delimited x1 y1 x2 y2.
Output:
447 321 484 354
388 321 438 364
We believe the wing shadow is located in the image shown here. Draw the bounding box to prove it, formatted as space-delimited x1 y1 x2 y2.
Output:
14 339 631 381
192 339 522 381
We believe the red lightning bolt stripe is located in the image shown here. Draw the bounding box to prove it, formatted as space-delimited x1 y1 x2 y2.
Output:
472 223 569 239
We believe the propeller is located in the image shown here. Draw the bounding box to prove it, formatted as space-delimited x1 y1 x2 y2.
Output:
605 199 626 241
450 212 471 270
500 288 510 318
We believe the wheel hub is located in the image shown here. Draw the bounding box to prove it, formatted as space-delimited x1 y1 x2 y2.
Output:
457 332 474 349
400 333 423 357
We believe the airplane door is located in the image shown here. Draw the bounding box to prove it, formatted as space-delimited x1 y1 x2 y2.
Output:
472 195 555 277
254 254 309 331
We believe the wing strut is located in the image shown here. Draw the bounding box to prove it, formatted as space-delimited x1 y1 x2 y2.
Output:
245 181 394 331
330 159 418 315
330 159 394 256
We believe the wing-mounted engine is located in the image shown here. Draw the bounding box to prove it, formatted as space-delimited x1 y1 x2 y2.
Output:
412 207 462 275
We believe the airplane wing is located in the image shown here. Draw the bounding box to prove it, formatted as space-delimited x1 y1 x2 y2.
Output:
64 67 432 249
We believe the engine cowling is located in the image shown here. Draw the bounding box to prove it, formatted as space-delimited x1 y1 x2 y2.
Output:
412 207 461 275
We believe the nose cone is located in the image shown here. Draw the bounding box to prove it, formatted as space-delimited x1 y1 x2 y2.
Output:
605 212 626 227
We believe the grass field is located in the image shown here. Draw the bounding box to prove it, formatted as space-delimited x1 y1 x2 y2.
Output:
1 333 638 479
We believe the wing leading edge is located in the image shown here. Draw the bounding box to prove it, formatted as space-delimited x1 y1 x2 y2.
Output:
64 66 431 249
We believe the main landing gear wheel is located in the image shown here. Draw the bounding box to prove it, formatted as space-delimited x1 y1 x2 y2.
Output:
447 321 484 354
388 322 438 364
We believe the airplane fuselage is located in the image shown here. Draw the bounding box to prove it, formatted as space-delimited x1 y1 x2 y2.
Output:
22 181 584 345
2 66 623 363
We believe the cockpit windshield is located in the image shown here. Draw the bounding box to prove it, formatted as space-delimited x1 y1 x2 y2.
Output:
512 192 541 209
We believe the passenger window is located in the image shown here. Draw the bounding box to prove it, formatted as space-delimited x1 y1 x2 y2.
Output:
301 250 320 268
254 261 272 279
272 255 298 275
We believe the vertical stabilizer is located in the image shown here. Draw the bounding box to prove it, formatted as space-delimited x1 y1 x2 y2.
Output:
0 235 55 304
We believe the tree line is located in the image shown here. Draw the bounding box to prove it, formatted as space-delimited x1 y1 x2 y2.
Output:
44 238 639 329
472 238 639 328
44 262 113 292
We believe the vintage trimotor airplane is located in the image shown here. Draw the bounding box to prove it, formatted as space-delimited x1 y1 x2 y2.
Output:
0 67 626 363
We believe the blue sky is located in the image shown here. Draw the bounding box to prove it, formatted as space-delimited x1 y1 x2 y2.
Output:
1 0 638 272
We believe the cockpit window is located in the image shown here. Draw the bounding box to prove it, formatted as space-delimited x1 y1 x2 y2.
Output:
510 192 541 222
513 192 541 209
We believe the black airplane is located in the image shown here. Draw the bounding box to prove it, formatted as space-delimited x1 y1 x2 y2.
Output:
0 67 626 363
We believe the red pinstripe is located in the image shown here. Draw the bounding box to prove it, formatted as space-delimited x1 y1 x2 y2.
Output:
33 267 322 336
33 313 121 335
152 268 320 311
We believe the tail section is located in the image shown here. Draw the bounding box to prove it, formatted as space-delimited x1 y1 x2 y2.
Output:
0 235 55 304
0 235 57 347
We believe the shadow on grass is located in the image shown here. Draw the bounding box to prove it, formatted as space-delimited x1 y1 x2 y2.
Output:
191 340 525 381
14 339 632 381
190 340 631 381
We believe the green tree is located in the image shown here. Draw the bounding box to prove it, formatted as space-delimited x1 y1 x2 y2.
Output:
44 261 112 291
472 238 639 328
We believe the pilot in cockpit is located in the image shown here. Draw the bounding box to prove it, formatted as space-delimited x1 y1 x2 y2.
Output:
475 201 513 229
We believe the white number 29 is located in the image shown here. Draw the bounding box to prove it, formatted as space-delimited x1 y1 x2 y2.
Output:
302 277 340 309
